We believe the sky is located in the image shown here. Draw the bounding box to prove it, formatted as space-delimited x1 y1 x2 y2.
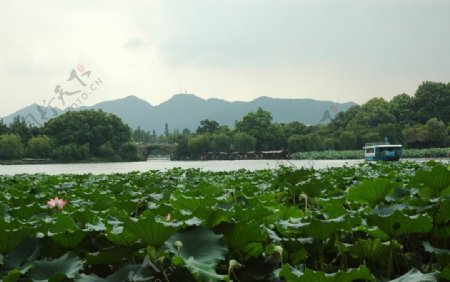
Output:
1 0 450 117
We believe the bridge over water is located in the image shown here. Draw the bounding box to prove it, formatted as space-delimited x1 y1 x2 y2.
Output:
136 143 176 159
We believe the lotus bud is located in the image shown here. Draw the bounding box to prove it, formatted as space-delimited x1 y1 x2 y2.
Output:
228 259 243 272
165 213 171 221
274 245 283 255
174 240 183 251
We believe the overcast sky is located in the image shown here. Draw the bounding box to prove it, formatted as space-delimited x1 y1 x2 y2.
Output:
1 0 450 117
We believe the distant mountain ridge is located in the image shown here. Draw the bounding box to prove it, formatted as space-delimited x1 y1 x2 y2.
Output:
1 94 357 134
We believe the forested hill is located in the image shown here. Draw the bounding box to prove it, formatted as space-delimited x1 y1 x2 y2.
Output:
1 94 356 133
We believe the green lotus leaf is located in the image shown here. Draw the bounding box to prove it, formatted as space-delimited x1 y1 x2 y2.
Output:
165 226 227 263
413 164 450 199
2 269 22 282
165 227 227 279
195 207 230 228
46 214 86 249
317 196 347 218
423 241 450 255
332 266 375 282
348 238 400 261
75 263 151 282
170 190 216 211
47 214 78 233
273 206 304 221
3 238 39 270
125 210 182 247
441 266 450 280
433 225 450 239
235 205 274 223
183 257 226 282
0 202 10 215
347 179 396 207
279 264 311 281
28 252 83 282
422 241 450 266
240 242 264 259
85 248 129 265
0 218 31 254
92 196 116 211
368 210 432 237
295 177 329 198
435 198 450 224
105 225 138 246
390 268 438 282
289 248 308 265
279 264 375 282
280 168 313 186
9 203 41 220
223 221 266 251
263 225 283 242
303 215 353 241
278 218 309 230
50 231 86 250
84 221 106 232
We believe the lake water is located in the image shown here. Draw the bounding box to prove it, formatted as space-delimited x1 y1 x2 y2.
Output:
1 159 447 175
0 159 365 175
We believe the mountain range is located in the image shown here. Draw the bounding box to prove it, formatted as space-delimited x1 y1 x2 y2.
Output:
1 94 357 134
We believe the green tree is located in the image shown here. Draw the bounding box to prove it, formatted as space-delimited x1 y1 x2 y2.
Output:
98 142 116 158
402 125 418 145
338 131 358 150
287 133 322 152
9 116 32 144
389 93 413 124
119 141 139 161
44 110 131 158
376 123 403 144
417 118 448 147
27 135 53 158
0 119 8 135
235 107 277 150
164 123 169 137
412 81 450 124
328 106 361 131
212 133 231 152
281 121 309 137
233 132 256 152
196 119 219 135
359 131 381 146
0 134 24 160
173 134 189 160
353 98 396 127
188 135 211 159
53 143 90 161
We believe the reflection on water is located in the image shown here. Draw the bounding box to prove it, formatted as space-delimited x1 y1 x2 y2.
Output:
1 159 364 175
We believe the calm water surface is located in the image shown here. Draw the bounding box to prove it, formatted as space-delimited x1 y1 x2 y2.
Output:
1 159 447 175
1 159 364 175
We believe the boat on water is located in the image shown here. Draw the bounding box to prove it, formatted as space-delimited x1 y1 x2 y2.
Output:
363 138 402 161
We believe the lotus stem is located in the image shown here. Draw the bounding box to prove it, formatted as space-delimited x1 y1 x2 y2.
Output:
387 239 394 279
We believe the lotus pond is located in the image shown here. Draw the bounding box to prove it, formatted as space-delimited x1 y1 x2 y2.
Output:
1 161 450 281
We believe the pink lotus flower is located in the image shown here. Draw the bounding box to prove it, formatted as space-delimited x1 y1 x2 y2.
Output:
47 196 67 209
